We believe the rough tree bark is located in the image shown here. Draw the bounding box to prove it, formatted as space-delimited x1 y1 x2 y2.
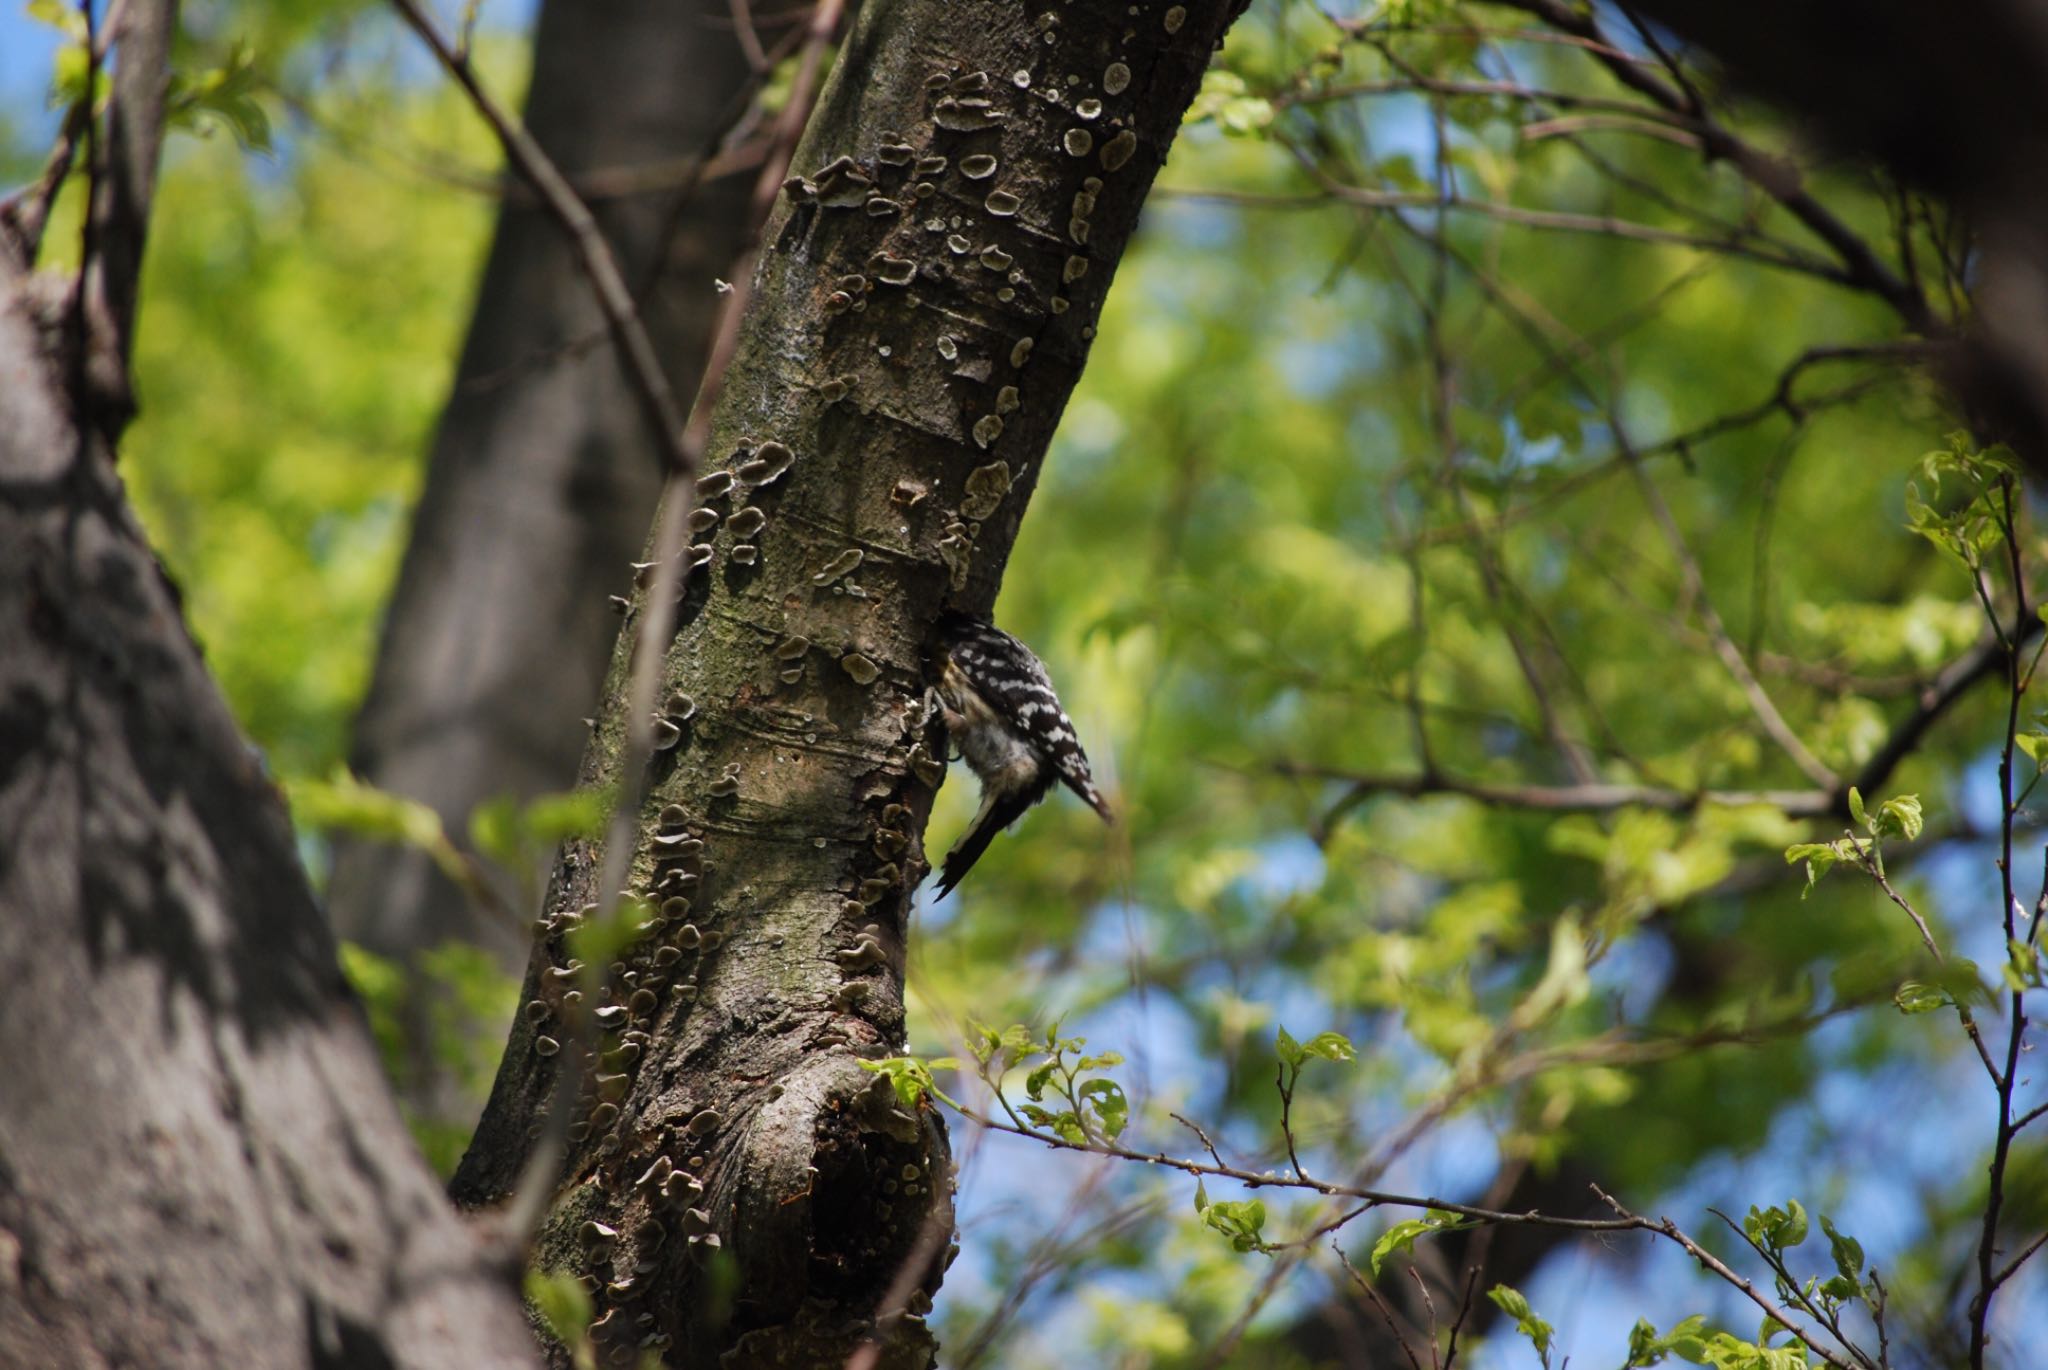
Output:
0 4 537 1366
447 1 1248 1364
329 0 776 1106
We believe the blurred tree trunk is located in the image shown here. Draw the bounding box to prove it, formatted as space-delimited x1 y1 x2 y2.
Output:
1563 0 2048 475
446 1 1247 1364
326 0 775 1116
0 5 536 1366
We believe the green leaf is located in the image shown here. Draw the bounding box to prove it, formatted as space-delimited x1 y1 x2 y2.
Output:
288 768 475 890
1487 1284 1553 1356
524 1268 593 1349
1511 914 1589 1028
1488 1285 1531 1321
1744 1201 1808 1251
1302 1031 1357 1062
1784 840 1850 897
1198 1195 1269 1253
1369 1211 1477 1276
467 787 605 871
1025 1061 1058 1100
467 794 523 871
1778 1199 1809 1248
1818 1215 1864 1286
1847 786 1868 830
858 1056 938 1108
1626 1317 1660 1367
2017 732 2048 769
566 894 654 970
165 42 274 152
1894 980 1945 1014
2005 937 2042 992
522 788 607 843
1873 793 1923 842
1185 69 1275 136
26 0 86 41
1279 1025 1356 1067
1276 1024 1303 1068
1078 1077 1129 1138
969 1022 1001 1066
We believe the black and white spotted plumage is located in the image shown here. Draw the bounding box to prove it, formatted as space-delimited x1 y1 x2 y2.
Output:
930 612 1111 896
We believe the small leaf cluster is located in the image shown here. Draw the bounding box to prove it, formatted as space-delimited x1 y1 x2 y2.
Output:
1902 433 2018 570
1623 1313 1807 1369
1274 1024 1358 1069
1192 1179 1269 1254
1487 1284 1554 1366
165 42 273 152
984 1022 1131 1145
1184 71 1276 136
1782 786 1921 895
1744 1201 1878 1323
857 1054 960 1110
862 1021 1132 1144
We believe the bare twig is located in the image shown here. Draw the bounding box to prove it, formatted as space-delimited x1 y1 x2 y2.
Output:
1287 613 2026 835
1971 477 2033 1370
389 0 845 1246
390 0 693 464
1442 1264 1481 1370
1334 1244 1429 1370
1493 0 1941 335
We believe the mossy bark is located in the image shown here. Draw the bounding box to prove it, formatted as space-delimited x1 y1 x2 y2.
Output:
449 1 1248 1364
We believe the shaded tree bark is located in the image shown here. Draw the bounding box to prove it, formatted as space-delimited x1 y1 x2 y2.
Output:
1611 0 2048 475
447 1 1248 1364
0 4 536 1365
328 0 776 1090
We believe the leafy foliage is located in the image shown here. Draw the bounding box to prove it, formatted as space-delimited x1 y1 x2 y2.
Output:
24 0 2046 1363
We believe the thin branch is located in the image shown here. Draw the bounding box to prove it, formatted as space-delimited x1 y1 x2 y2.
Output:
1442 1264 1482 1370
390 0 693 465
389 0 844 1247
1289 765 1829 819
953 1094 1863 1370
1989 1228 2048 1294
1621 441 1839 788
1285 613 2022 833
1309 178 1851 283
1492 0 1941 335
1591 1186 1860 1370
83 0 176 379
1860 860 1955 970
1972 477 2033 1370
1333 1244 1429 1370
0 100 91 267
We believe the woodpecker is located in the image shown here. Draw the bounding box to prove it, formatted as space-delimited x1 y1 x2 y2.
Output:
928 612 1112 896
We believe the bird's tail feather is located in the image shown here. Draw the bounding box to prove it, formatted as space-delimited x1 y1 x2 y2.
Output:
1056 770 1114 824
934 786 1040 897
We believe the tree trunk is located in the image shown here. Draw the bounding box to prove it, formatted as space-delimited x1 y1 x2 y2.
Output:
448 1 1247 1364
0 10 536 1361
328 0 777 1115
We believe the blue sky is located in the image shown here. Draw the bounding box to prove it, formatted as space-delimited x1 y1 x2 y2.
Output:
1 4 64 150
